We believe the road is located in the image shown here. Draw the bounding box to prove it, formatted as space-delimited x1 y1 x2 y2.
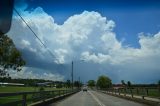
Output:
49 90 148 106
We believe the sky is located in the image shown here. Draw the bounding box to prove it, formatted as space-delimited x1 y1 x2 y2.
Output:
6 0 160 83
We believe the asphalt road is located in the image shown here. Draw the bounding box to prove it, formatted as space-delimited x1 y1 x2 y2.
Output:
49 90 148 106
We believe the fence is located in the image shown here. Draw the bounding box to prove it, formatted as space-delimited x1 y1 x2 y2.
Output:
0 89 79 106
104 87 159 98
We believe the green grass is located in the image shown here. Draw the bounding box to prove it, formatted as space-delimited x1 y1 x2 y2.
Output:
0 86 67 93
147 89 160 97
0 86 35 93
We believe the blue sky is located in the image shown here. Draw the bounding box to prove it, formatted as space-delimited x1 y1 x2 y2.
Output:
25 0 160 47
7 0 160 83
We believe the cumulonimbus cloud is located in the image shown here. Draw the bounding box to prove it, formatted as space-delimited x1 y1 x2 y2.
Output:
7 7 160 83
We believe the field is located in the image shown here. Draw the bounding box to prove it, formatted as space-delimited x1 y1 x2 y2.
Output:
0 86 66 92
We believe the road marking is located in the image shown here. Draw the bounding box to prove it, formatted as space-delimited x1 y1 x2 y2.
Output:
89 91 106 106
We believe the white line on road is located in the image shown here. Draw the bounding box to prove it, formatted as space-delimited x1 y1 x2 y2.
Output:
88 91 106 106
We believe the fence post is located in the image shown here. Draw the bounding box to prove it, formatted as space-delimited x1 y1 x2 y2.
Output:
52 91 54 97
65 89 67 95
118 89 120 95
124 88 126 96
142 95 144 99
130 89 133 98
146 88 148 96
63 90 65 96
22 94 27 106
136 88 139 95
59 90 61 96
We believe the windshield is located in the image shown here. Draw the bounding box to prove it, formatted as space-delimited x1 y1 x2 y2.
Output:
0 0 160 106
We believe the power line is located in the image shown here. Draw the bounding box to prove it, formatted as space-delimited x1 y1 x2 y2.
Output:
13 8 56 59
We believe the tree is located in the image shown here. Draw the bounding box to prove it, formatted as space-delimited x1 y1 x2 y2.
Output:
66 80 71 88
0 34 25 77
88 80 95 88
127 81 132 87
56 82 63 88
96 75 112 89
121 80 126 86
74 81 79 87
158 80 160 86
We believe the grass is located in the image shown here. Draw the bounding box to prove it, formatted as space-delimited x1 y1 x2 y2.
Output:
147 89 160 97
0 86 70 105
0 86 35 93
0 86 67 93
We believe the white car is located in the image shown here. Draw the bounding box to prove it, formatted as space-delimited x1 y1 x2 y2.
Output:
82 86 87 91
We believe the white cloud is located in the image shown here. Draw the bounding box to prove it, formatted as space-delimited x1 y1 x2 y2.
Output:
81 51 111 63
139 32 160 55
54 49 68 64
9 9 118 63
7 7 160 83
81 32 160 65
20 39 37 53
8 67 64 81
21 39 30 47
101 32 121 50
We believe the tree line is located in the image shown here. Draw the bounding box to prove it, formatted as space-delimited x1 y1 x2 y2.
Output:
87 75 112 89
0 77 82 88
87 76 160 89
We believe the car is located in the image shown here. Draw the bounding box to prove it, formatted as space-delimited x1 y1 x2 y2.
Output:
82 87 87 92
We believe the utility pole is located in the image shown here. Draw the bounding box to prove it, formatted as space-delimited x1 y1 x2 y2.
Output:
79 76 80 89
79 77 80 83
71 61 73 90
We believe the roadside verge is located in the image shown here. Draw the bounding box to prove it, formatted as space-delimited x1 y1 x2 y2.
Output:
98 90 160 106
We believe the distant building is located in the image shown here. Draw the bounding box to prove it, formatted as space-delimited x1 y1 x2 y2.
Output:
113 84 124 89
0 82 24 86
36 82 52 87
